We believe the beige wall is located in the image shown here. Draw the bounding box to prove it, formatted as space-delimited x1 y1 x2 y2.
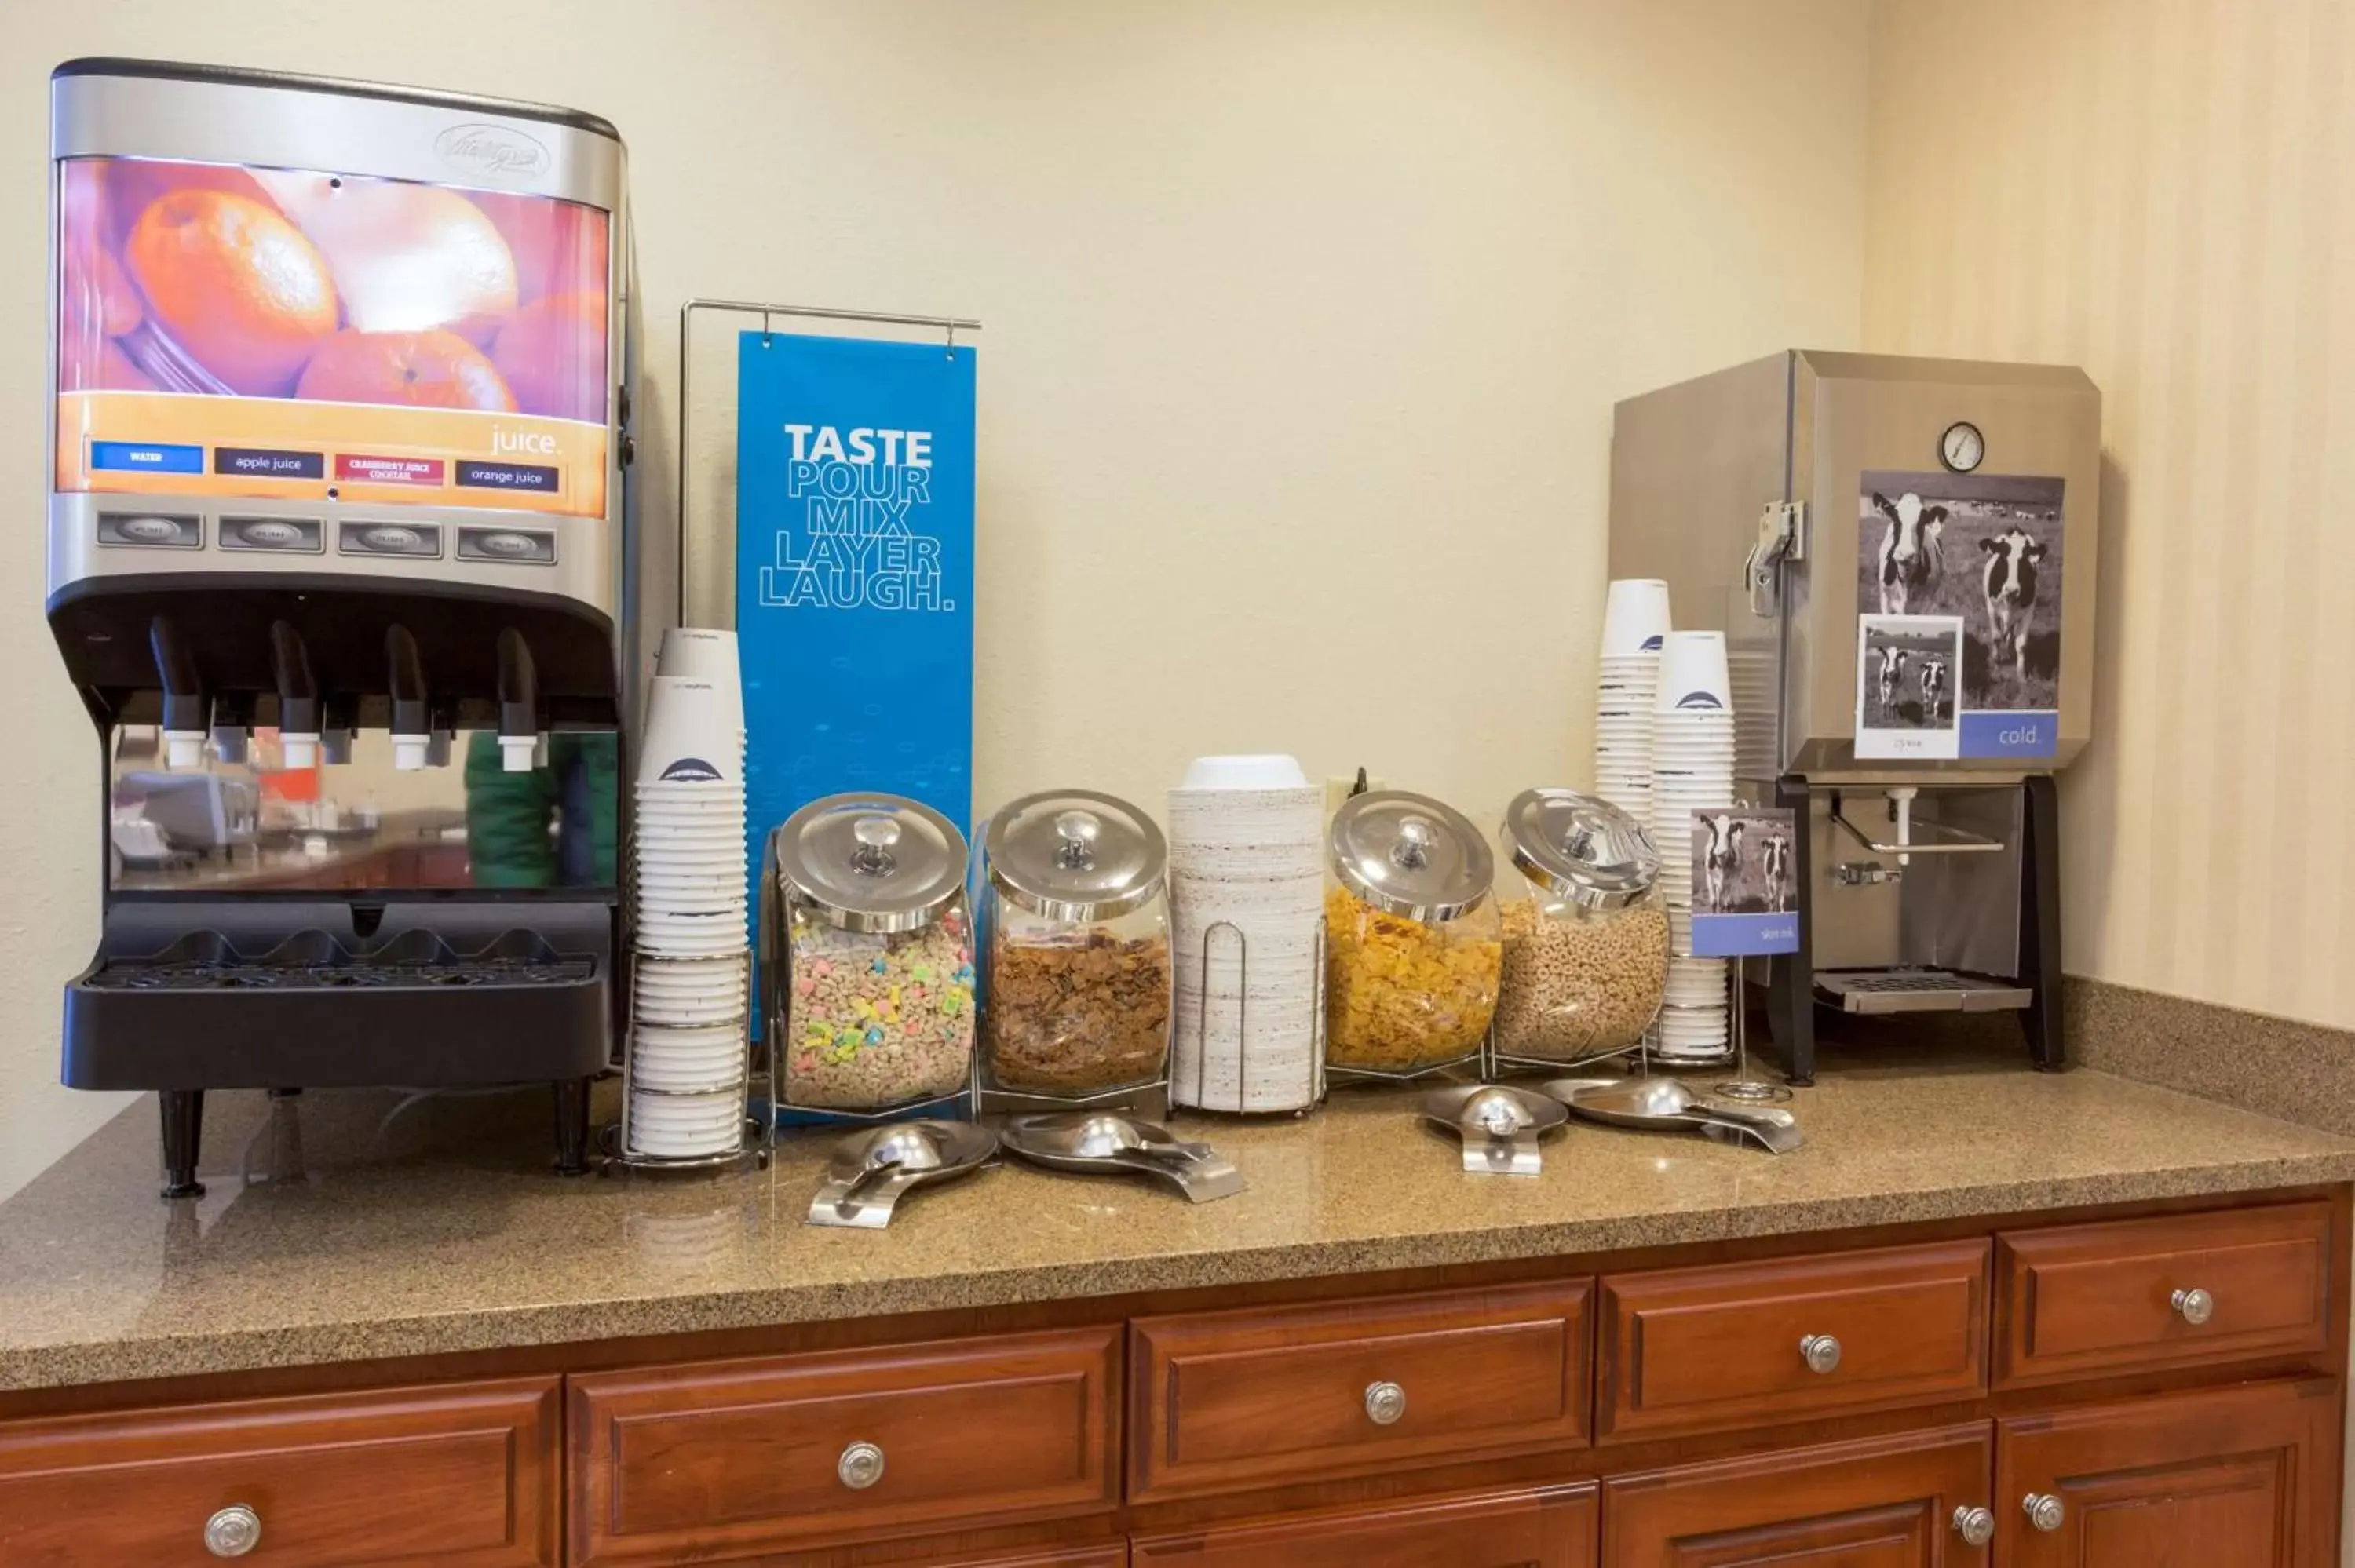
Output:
1864 0 2355 1030
0 1 1872 1198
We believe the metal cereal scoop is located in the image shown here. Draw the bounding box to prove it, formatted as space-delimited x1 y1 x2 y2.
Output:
807 1119 997 1229
1419 1085 1568 1176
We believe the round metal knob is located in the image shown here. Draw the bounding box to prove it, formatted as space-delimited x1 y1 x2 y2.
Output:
204 1504 261 1558
837 1440 885 1490
1799 1333 1842 1374
1952 1504 1995 1548
1364 1380 1407 1425
2171 1286 2214 1326
2024 1492 2065 1532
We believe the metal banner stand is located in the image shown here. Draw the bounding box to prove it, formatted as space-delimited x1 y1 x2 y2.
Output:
665 299 985 1141
676 297 984 625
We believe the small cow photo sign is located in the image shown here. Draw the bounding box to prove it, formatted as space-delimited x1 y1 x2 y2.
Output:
1854 469 2065 759
1689 808 1800 957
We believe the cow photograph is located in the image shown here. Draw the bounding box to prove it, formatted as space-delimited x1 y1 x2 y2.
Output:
1856 614 1963 757
1854 472 2066 714
1690 808 1798 916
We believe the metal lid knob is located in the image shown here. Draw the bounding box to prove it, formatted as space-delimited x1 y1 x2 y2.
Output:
2171 1286 2214 1326
2024 1493 2065 1532
1952 1504 1995 1548
850 815 900 874
1799 1333 1842 1375
838 1439 885 1490
204 1504 261 1558
1364 1380 1407 1426
1053 809 1101 868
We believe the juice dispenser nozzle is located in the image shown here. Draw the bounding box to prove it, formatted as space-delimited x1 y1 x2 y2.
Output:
495 629 542 773
270 622 322 768
148 616 207 770
386 625 430 771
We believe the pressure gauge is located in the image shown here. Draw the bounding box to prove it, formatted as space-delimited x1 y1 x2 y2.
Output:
1940 421 1984 472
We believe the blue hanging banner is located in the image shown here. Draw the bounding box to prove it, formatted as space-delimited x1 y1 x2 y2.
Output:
734 331 977 864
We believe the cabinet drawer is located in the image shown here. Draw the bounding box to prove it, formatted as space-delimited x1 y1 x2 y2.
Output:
1603 1422 1992 1566
1133 1484 1597 1568
1128 1280 1590 1503
568 1326 1121 1565
1598 1240 1988 1442
0 1377 560 1568
1995 1202 2333 1387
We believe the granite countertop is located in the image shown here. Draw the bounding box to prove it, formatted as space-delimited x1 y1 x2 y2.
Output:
3 1041 2352 1392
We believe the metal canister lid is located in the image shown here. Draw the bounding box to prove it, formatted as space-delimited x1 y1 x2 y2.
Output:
1330 790 1493 923
984 789 1166 922
1502 788 1658 910
774 793 968 933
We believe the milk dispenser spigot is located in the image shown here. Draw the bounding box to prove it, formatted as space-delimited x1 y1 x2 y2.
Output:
46 58 650 1196
1611 352 2098 1084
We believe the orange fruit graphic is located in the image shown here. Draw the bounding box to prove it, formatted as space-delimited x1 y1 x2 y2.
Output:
469 191 608 304
261 179 519 346
104 162 274 250
123 190 337 396
94 247 144 338
492 292 607 422
295 328 516 411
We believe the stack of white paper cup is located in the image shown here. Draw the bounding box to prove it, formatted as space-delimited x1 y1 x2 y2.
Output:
1167 755 1324 1114
626 630 751 1158
1652 630 1736 1063
1596 580 1670 822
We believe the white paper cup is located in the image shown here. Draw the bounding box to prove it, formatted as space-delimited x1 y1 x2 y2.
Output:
657 627 743 690
1601 579 1673 656
1655 631 1732 713
638 676 746 787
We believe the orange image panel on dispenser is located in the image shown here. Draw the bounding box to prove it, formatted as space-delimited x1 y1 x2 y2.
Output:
56 155 611 517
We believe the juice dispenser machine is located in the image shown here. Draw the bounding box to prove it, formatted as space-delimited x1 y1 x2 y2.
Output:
1610 352 2099 1082
46 59 645 1194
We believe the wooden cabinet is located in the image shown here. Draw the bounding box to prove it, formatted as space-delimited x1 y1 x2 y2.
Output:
1995 1202 2331 1387
0 1193 2339 1568
1132 1484 1596 1567
1597 1239 1988 1442
1601 1423 1994 1566
0 1376 560 1568
1995 1379 2339 1567
568 1326 1121 1565
1128 1279 1591 1501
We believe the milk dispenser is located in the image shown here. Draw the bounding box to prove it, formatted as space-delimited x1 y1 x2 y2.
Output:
1610 352 2099 1083
46 60 644 1194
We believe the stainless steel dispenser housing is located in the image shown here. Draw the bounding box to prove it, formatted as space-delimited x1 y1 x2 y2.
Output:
1609 351 2100 1081
46 59 649 1195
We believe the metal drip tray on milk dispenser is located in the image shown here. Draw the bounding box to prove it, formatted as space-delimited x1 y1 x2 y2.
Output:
1816 970 2034 1015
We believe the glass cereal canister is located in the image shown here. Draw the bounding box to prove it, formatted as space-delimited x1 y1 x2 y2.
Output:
1322 790 1502 1078
769 793 975 1114
979 789 1173 1105
1492 788 1669 1065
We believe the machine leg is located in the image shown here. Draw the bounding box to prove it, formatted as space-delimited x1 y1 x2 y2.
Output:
159 1089 205 1201
2020 773 2065 1071
1767 774 1817 1086
553 1077 595 1176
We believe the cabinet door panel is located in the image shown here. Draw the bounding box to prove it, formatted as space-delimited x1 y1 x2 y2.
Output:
1603 1422 1993 1566
1133 1484 1595 1568
1996 1378 2339 1568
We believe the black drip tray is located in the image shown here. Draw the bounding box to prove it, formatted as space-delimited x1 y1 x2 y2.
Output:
83 928 597 992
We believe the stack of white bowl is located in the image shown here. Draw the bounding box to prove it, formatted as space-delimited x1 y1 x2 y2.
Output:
1167 755 1324 1114
1594 579 1670 820
1652 630 1737 1063
626 629 751 1160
